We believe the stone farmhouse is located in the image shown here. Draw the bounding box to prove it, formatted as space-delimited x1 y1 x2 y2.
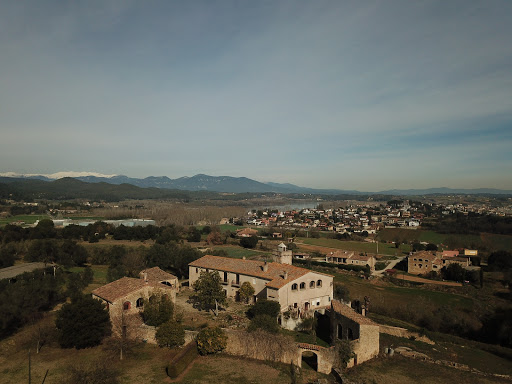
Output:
188 255 333 317
91 266 179 331
408 251 471 275
326 250 376 271
330 300 380 367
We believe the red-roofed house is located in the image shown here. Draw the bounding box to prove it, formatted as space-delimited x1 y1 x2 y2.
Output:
189 255 333 315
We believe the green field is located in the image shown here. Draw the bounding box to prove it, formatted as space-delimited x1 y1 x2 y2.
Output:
0 214 49 226
299 237 410 255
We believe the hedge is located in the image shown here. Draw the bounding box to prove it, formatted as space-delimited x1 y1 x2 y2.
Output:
166 341 199 378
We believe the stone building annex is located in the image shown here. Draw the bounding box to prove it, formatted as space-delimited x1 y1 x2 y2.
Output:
91 266 179 334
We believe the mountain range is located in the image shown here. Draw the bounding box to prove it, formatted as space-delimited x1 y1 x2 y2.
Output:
1 172 511 195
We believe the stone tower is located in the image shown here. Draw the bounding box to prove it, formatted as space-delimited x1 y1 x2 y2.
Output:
272 242 293 265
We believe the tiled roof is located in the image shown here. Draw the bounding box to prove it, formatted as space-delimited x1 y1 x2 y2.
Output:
189 255 333 289
350 254 373 261
140 267 177 282
331 300 377 326
92 277 146 303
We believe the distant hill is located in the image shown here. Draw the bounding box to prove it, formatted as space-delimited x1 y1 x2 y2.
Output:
1 173 512 196
0 177 192 201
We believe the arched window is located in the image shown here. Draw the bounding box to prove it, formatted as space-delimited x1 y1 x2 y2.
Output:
291 283 298 291
123 301 131 310
136 298 144 308
317 280 322 287
300 282 306 290
309 281 315 288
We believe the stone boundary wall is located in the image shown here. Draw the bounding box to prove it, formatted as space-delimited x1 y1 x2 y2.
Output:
138 325 198 345
379 325 434 345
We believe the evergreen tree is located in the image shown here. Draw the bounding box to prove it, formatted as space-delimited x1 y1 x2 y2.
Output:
56 295 111 349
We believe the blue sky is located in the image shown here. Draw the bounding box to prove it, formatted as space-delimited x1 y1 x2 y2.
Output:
1 1 511 191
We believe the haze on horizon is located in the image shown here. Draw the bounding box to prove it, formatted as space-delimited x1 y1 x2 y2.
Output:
1 1 511 191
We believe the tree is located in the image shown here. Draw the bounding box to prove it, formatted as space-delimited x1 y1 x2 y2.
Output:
196 327 227 355
142 293 174 326
442 263 465 282
425 243 438 251
55 295 111 349
488 250 512 271
334 284 350 302
193 270 227 316
156 320 185 348
240 235 258 249
239 282 255 304
0 243 18 268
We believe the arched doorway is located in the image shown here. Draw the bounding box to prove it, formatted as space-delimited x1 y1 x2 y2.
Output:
301 350 318 371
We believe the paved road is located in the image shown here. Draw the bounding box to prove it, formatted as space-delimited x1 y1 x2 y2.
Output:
372 256 406 277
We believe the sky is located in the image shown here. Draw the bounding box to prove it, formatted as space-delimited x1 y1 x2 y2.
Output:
1 1 511 191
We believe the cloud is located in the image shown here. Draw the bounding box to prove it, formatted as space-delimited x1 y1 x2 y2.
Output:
0 1 511 188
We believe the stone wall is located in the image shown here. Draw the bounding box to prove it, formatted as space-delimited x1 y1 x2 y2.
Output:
224 329 301 366
379 325 434 345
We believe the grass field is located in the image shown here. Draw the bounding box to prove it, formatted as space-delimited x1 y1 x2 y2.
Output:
0 214 49 226
299 237 410 255
344 354 511 384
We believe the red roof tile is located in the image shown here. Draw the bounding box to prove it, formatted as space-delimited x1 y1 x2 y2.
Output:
140 267 177 282
92 277 146 303
189 255 333 289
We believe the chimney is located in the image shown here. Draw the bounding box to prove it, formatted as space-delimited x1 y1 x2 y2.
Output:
283 271 288 280
262 262 268 272
242 256 246 260
143 272 147 282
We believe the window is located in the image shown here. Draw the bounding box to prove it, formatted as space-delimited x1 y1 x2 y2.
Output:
317 280 322 287
123 301 131 310
196 268 199 273
300 282 306 290
223 272 228 283
309 281 315 288
291 283 298 291
136 298 143 308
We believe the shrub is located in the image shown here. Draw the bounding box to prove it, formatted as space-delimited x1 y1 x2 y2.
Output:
166 341 199 378
248 315 279 334
248 299 281 319
67 362 119 384
196 327 228 355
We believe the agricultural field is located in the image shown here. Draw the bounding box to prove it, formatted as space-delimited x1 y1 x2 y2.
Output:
298 237 410 255
377 228 512 252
